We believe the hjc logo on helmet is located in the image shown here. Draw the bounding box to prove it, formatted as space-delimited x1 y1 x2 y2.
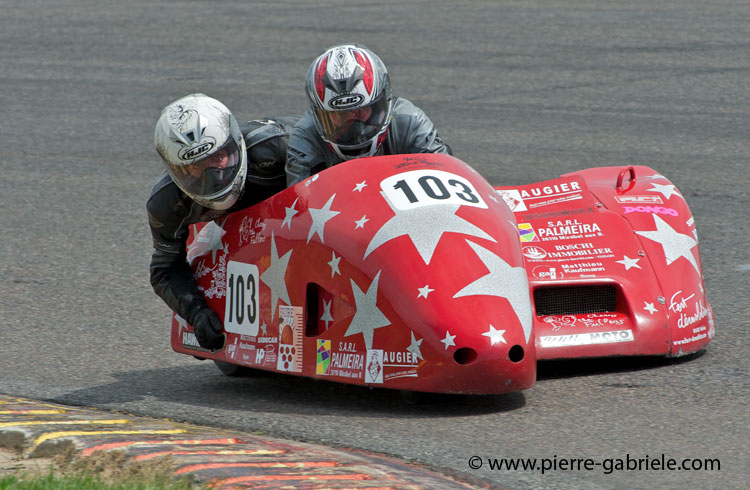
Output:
178 141 215 160
329 93 365 109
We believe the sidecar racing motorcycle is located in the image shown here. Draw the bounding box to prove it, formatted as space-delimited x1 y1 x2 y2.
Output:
170 154 714 394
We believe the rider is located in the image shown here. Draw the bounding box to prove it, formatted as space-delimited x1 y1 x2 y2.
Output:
148 93 298 351
285 43 452 185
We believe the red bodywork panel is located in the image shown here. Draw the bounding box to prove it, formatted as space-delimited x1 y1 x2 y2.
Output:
170 155 713 394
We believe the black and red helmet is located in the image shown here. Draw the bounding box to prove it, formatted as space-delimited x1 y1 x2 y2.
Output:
306 44 393 160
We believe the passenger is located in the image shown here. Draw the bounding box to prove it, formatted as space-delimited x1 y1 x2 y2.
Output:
148 93 299 350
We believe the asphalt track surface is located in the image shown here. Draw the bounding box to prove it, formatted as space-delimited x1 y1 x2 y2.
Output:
1 1 748 488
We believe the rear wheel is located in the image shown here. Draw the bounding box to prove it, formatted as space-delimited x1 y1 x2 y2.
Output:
213 360 253 377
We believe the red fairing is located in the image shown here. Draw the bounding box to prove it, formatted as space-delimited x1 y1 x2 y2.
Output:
172 154 535 394
170 157 713 394
495 165 713 360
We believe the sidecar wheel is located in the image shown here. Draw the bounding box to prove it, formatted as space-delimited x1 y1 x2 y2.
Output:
399 390 422 405
214 360 253 377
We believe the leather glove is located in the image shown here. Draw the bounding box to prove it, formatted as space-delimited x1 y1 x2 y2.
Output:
187 303 225 351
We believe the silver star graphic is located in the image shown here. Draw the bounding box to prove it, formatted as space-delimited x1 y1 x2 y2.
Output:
328 252 341 278
353 181 367 192
482 324 507 345
344 270 391 349
616 255 642 271
307 194 340 243
175 315 188 330
355 215 369 229
320 299 333 329
188 220 226 264
454 240 533 343
647 182 683 200
282 198 299 229
365 195 495 265
636 214 699 273
407 331 424 361
441 330 456 350
260 323 268 336
643 301 657 315
645 173 667 180
259 232 293 317
417 285 434 298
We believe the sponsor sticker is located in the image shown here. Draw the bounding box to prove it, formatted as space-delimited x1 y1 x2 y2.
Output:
614 195 663 204
539 329 634 347
365 349 384 384
277 306 303 372
532 265 564 280
522 246 547 260
496 189 527 212
622 206 678 216
518 223 540 242
316 340 331 375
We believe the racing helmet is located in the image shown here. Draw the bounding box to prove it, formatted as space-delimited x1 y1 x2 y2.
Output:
154 94 247 210
306 44 393 161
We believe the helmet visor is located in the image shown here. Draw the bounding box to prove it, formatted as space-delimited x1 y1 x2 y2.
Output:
314 93 390 147
166 138 242 199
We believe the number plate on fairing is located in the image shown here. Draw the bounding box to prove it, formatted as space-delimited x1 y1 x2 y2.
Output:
224 260 260 336
381 170 487 210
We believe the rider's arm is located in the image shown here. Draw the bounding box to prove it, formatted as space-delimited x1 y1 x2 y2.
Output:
146 176 206 320
285 112 329 187
392 98 453 156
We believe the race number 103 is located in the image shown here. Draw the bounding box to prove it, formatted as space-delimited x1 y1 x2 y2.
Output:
380 170 488 210
224 260 260 337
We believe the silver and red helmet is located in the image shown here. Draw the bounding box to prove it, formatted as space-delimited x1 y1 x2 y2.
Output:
306 44 393 160
154 94 247 210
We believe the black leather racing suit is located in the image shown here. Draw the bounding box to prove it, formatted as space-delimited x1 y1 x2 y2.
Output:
285 97 452 186
147 117 299 332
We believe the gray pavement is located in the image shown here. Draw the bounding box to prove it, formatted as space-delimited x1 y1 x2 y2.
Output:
1 1 749 489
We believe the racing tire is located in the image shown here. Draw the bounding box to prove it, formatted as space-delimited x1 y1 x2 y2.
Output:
399 390 422 405
213 360 254 377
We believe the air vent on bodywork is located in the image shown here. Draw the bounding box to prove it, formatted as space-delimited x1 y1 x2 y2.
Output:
533 285 617 316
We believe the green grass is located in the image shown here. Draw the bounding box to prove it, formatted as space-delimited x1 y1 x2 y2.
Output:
0 471 199 490
0 449 208 490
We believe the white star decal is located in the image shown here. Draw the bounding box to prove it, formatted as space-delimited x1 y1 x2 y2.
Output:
188 220 227 264
482 324 507 345
260 323 268 336
353 181 367 192
344 271 391 349
207 221 227 263
647 182 683 200
417 285 434 298
645 173 667 180
328 252 341 278
355 215 369 229
175 315 188 330
320 299 333 329
616 255 642 271
441 330 456 350
259 232 293 317
407 331 424 361
643 301 658 315
307 194 340 244
282 198 299 229
636 214 699 273
453 240 533 343
364 196 495 265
